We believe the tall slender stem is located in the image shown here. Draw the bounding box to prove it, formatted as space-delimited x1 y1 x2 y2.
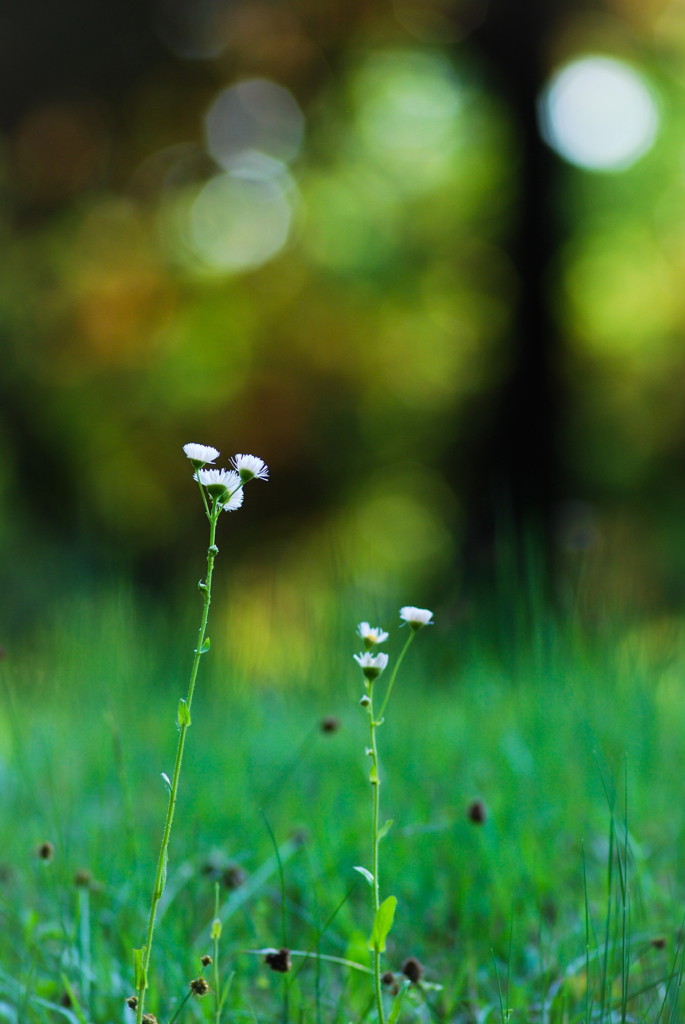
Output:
135 503 220 1024
366 683 385 1024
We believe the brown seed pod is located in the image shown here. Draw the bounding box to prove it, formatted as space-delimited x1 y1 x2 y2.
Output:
265 948 291 973
467 799 487 824
402 956 424 984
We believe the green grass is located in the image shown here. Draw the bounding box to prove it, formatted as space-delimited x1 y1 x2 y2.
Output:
3 587 685 1023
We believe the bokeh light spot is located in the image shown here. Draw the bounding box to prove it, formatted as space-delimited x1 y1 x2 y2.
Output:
205 78 305 169
539 55 659 171
186 159 295 272
352 50 462 191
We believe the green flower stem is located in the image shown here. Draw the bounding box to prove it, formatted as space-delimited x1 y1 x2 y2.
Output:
366 681 386 1024
365 631 416 1024
377 630 415 722
135 500 221 1024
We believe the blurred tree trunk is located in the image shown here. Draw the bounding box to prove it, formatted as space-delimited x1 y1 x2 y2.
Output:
460 0 573 594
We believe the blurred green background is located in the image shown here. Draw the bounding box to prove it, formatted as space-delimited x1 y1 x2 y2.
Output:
3 0 685 667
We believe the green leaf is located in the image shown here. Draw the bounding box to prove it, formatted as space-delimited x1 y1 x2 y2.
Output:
369 895 397 952
211 917 222 940
387 979 411 1023
353 865 374 886
377 819 393 841
60 975 88 1024
369 762 379 784
133 947 147 991
177 697 191 727
195 637 211 654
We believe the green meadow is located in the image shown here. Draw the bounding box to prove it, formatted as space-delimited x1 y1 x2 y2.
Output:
3 584 685 1024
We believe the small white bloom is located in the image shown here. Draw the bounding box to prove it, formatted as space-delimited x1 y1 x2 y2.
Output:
399 606 434 629
222 485 244 512
195 468 244 510
353 651 389 680
357 622 389 649
231 453 269 482
183 443 220 465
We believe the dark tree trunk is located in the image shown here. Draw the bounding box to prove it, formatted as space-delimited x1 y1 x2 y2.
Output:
461 0 573 591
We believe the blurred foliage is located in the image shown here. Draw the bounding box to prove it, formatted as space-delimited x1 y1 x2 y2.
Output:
4 0 685 644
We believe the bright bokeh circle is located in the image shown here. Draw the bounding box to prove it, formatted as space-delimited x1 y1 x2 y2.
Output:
539 55 659 171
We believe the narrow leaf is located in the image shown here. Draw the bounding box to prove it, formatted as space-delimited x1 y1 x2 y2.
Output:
353 865 375 886
177 697 191 727
161 772 171 791
369 762 379 784
133 947 147 991
369 895 397 952
387 980 411 1024
377 819 394 841
60 975 88 1024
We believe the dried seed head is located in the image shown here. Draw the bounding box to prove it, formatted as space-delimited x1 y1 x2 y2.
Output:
36 841 54 861
265 948 291 973
74 869 92 888
320 716 340 733
190 977 210 996
467 799 487 824
200 954 213 967
381 971 399 994
651 936 667 950
402 957 424 984
221 864 247 890
141 1015 159 1024
126 996 138 1009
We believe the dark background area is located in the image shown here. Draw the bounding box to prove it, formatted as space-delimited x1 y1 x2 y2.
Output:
3 0 685 649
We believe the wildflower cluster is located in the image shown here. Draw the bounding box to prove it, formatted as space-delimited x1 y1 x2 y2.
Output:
133 443 267 1024
352 604 433 1024
183 444 268 515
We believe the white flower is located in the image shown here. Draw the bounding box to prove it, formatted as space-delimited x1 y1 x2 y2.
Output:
399 606 434 629
195 468 244 510
231 453 269 482
357 622 389 649
183 443 220 465
222 485 244 512
353 651 389 680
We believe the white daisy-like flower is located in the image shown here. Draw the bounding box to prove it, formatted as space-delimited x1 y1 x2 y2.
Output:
353 651 389 681
195 468 244 510
230 453 269 482
399 606 434 629
222 484 245 512
357 622 389 650
183 443 220 465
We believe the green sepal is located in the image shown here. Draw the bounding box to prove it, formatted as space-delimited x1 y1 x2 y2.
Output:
377 819 393 841
177 697 191 727
211 917 222 940
369 895 397 952
387 979 411 1023
133 946 148 991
